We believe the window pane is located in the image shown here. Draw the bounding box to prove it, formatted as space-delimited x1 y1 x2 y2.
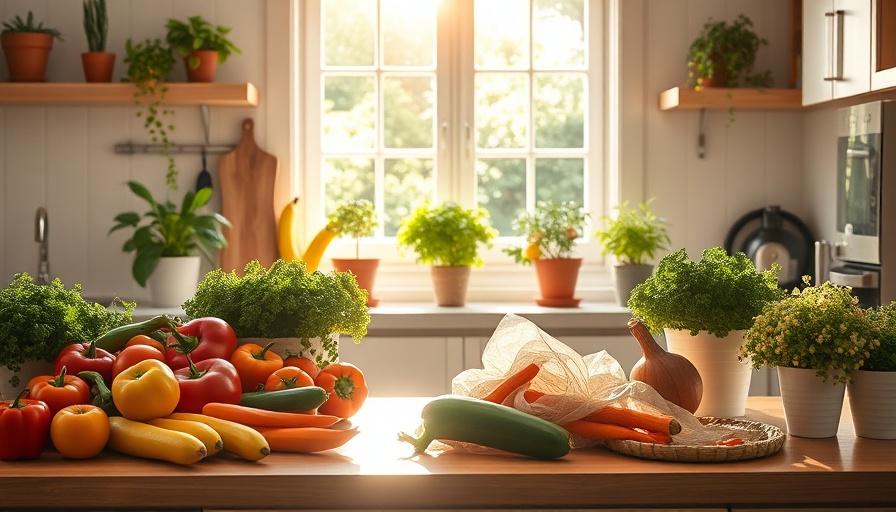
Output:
533 0 585 68
535 158 584 205
534 73 585 149
323 75 376 151
384 158 434 236
323 0 376 67
382 0 436 67
324 158 375 215
474 0 530 69
384 75 435 149
476 73 529 149
477 158 526 235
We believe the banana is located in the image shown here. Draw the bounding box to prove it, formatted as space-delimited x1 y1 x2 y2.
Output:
107 416 207 465
147 417 224 457
167 412 270 462
277 197 303 261
302 226 339 272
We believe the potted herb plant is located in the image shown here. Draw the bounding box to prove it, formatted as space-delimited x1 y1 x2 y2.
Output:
397 201 498 307
183 259 370 368
846 303 895 439
1 11 63 82
594 199 670 307
109 181 229 308
741 277 877 438
628 247 783 418
81 0 114 82
123 37 178 190
687 14 773 90
329 199 380 307
504 200 590 307
165 15 241 83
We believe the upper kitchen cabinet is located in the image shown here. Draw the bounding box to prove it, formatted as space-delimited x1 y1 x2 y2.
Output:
802 0 871 106
872 0 896 90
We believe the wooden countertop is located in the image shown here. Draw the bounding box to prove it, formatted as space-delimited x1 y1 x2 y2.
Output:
3 396 895 510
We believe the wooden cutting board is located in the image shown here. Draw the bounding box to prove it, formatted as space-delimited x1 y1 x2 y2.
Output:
217 118 280 274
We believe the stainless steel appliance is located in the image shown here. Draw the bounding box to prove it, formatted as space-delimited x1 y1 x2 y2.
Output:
816 100 896 307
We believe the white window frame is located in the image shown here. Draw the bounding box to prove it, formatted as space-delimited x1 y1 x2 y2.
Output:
292 0 614 303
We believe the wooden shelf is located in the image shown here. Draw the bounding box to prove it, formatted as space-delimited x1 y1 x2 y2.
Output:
658 86 802 111
0 82 259 107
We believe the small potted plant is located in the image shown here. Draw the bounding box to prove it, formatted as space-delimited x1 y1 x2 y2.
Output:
628 247 783 418
1 11 63 82
183 259 370 369
109 181 229 307
397 201 498 307
123 38 178 190
687 14 773 91
504 200 589 307
593 199 670 307
741 277 877 438
329 199 380 307
846 303 895 439
165 15 241 83
81 0 114 82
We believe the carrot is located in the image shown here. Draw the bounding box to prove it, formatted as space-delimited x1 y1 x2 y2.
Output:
202 402 341 429
253 426 360 453
562 419 671 444
482 363 540 404
523 389 546 403
582 405 682 436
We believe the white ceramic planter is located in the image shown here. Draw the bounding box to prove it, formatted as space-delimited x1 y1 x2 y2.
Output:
0 360 55 401
664 329 752 418
239 333 341 369
777 366 846 438
847 369 896 439
147 256 202 308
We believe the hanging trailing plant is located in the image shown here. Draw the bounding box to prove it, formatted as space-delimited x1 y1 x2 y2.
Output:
123 37 178 190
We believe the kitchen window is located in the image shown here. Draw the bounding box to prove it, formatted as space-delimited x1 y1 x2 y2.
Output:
299 0 606 301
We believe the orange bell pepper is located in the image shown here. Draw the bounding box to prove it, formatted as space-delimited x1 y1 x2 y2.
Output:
230 342 284 392
315 362 368 419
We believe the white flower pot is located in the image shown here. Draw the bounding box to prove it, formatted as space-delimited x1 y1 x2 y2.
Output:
777 366 845 438
0 360 55 401
847 369 896 439
147 256 202 308
239 333 341 369
664 328 752 418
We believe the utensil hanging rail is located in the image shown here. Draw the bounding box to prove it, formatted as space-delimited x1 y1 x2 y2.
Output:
114 142 236 155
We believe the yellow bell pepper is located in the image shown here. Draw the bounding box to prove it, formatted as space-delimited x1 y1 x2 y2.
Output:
112 359 180 421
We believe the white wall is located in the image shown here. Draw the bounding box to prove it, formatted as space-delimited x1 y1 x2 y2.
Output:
0 0 807 300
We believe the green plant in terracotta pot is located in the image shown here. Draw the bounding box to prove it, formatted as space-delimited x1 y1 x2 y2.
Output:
81 0 115 82
328 199 381 307
594 199 670 307
1 11 63 82
504 200 590 307
397 201 497 307
166 15 241 83
687 14 773 90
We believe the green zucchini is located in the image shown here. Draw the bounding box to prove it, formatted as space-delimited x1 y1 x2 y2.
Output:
240 386 329 412
399 394 571 459
93 315 179 353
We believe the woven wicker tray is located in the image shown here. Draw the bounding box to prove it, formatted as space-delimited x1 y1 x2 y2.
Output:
604 417 786 462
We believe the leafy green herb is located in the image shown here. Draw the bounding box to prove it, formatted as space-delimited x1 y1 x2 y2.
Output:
594 199 670 265
1 11 62 39
504 200 590 264
628 247 783 337
166 16 241 70
865 303 896 372
0 273 134 388
397 201 497 267
182 260 370 368
329 199 378 259
741 277 877 383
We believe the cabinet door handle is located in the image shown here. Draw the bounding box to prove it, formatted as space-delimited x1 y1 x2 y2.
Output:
824 10 845 81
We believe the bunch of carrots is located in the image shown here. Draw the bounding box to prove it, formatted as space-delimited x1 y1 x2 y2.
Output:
480 363 681 445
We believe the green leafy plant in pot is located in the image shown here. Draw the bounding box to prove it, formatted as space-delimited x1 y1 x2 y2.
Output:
166 15 241 83
109 181 229 307
594 199 670 306
81 0 114 82
397 201 498 307
504 200 590 307
628 247 783 417
1 11 63 82
847 303 896 439
329 199 381 307
687 14 773 90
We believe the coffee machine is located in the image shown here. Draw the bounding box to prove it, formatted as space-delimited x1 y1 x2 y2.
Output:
816 100 896 308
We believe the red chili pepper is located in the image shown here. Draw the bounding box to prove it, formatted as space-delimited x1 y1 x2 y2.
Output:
316 362 369 419
173 357 243 413
54 340 116 386
26 366 91 418
0 388 52 460
165 317 238 371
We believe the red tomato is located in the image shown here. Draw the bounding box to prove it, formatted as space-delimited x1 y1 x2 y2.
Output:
112 344 166 380
26 367 91 418
282 353 320 380
264 366 315 391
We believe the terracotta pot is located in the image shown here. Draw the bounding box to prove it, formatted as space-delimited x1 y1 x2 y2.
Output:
698 52 728 88
81 52 116 82
532 258 582 307
184 50 219 83
430 266 471 307
332 258 380 307
1 32 54 82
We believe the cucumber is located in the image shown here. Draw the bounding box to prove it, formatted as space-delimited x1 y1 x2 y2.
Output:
399 394 571 459
93 315 179 353
240 386 329 412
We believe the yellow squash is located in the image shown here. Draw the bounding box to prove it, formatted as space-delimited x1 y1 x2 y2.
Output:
167 412 271 462
147 417 224 456
107 416 206 465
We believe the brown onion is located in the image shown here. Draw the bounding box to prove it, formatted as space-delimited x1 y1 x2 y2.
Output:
628 318 703 414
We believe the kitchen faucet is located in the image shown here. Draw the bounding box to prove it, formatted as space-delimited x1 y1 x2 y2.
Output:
35 207 50 285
